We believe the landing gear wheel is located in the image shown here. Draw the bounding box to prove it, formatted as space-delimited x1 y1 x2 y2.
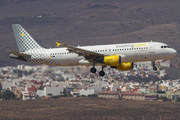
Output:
152 61 157 71
99 70 105 76
90 67 97 73
153 67 157 71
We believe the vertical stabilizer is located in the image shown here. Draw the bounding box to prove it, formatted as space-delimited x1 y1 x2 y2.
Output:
12 24 42 52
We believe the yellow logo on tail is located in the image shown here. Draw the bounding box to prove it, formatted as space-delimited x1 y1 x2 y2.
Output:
56 42 61 47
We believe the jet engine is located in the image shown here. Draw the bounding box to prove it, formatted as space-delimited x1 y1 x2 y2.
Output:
111 62 134 71
104 55 121 66
103 55 133 71
117 62 134 71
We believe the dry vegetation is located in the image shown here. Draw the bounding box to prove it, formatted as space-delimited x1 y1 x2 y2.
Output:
0 98 180 120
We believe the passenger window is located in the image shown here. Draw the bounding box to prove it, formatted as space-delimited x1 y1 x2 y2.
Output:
146 47 148 49
129 48 131 50
132 48 133 50
161 46 163 48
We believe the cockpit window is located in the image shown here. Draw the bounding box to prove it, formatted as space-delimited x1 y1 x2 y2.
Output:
161 46 170 48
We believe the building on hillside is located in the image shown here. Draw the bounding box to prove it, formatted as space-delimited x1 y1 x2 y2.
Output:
121 93 145 100
2 81 13 90
109 84 120 92
87 86 102 93
121 86 130 92
159 86 167 91
36 90 45 97
23 93 37 100
22 85 38 100
98 92 119 99
80 89 95 96
145 95 157 100
44 86 64 97
70 90 80 97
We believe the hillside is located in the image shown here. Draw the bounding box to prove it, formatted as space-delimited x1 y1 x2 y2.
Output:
0 98 180 120
0 0 180 75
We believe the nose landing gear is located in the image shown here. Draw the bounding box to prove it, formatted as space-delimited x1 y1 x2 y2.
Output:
152 61 157 71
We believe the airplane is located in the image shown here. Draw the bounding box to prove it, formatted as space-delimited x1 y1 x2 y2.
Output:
7 24 177 76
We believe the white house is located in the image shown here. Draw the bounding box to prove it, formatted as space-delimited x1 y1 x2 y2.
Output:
36 90 45 97
80 89 95 96
109 84 120 92
87 86 102 93
2 81 14 90
44 86 64 96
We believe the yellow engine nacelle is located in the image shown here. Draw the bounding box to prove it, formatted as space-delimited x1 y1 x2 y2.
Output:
104 55 121 66
117 62 133 71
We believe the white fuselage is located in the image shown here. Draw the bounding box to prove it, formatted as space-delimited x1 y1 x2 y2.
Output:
24 42 177 66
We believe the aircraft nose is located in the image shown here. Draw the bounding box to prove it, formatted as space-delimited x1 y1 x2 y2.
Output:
170 49 177 57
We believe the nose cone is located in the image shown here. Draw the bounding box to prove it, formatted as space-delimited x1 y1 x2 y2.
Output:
170 49 177 57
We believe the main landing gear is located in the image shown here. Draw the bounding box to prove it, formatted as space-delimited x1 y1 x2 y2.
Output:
90 66 106 76
90 67 97 73
152 61 157 71
99 66 106 76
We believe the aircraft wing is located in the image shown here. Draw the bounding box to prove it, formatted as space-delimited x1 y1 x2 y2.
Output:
7 51 31 57
57 43 104 61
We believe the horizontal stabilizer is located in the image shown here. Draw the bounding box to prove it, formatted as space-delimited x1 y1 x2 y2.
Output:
7 51 31 57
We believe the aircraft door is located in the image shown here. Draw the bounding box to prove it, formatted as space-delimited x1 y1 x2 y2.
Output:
149 42 155 53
